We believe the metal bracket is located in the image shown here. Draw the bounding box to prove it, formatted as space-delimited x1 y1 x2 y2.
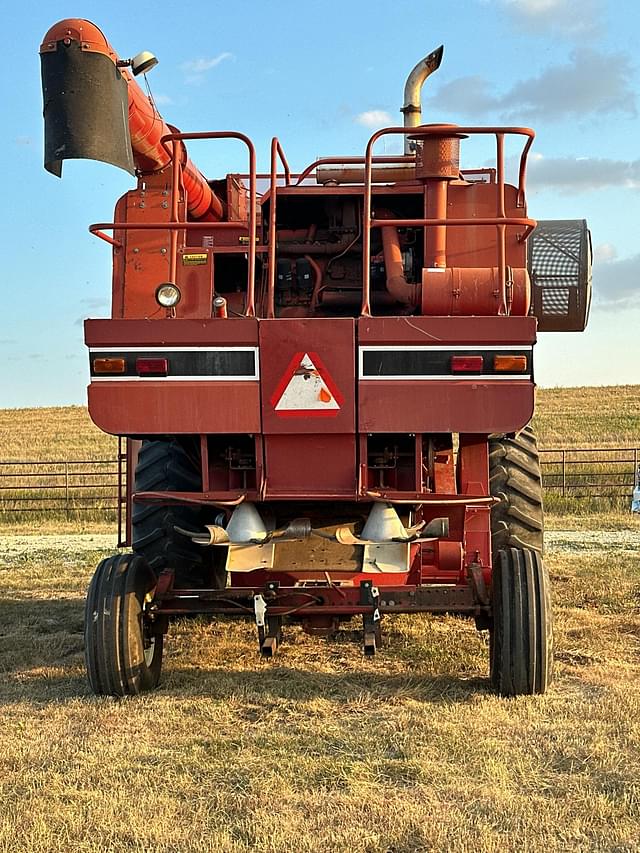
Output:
261 616 283 658
468 563 489 606
360 580 382 656
254 593 282 657
155 568 175 598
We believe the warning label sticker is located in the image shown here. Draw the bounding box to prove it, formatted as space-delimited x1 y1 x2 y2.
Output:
270 352 343 417
182 252 208 265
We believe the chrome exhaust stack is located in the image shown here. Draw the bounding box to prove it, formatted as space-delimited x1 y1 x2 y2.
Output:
401 45 444 153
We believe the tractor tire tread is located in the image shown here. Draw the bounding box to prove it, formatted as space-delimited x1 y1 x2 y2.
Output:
131 440 225 587
490 547 553 695
489 427 544 558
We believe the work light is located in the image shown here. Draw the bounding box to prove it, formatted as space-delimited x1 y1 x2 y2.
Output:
155 283 181 307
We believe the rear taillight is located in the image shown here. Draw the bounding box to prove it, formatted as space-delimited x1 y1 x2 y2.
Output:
493 355 527 373
136 357 168 376
93 357 126 374
451 355 483 373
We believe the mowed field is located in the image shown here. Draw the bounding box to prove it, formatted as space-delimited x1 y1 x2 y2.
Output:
1 388 639 852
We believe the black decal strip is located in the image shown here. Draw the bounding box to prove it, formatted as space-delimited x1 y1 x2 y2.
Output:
89 347 259 381
359 346 532 380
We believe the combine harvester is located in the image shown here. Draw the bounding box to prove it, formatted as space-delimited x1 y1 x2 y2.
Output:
40 19 591 696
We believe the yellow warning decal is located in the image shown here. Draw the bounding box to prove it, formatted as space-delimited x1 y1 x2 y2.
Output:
182 253 208 265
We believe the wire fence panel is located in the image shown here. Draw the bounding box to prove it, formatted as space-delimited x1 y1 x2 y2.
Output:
0 447 638 516
539 447 639 499
0 459 121 517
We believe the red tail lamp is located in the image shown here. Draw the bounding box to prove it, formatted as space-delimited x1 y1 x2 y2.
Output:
451 355 483 373
136 357 168 376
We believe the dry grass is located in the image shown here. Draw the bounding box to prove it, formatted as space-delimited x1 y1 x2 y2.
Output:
1 534 639 852
533 385 640 448
0 406 116 461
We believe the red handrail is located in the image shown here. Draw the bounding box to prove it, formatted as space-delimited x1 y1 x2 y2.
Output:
361 125 536 317
90 130 259 317
266 138 292 318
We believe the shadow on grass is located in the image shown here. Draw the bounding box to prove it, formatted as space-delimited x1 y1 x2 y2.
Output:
0 598 490 706
162 666 490 705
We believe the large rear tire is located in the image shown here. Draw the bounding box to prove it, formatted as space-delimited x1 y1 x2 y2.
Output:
84 553 163 696
132 439 226 588
489 425 544 558
490 547 553 696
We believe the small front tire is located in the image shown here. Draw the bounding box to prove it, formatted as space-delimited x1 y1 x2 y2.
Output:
490 547 553 696
84 553 163 696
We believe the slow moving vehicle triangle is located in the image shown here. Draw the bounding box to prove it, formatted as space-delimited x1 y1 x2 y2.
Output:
271 352 343 417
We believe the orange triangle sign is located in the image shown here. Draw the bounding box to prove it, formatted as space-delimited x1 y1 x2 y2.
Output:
270 352 344 418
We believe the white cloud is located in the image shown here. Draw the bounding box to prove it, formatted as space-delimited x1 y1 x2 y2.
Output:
527 154 640 192
427 48 636 121
593 243 616 263
152 93 173 106
181 53 233 74
500 0 603 38
355 110 393 128
180 53 233 84
594 252 640 309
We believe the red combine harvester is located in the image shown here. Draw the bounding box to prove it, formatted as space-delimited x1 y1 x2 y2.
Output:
41 20 591 696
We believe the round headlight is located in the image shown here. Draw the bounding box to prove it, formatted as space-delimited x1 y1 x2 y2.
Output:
156 283 181 307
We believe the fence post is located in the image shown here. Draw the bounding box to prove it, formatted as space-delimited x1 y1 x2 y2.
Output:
562 449 566 497
64 461 70 519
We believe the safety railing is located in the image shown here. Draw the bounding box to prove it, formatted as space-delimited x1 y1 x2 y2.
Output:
90 131 258 316
361 125 537 316
266 138 292 318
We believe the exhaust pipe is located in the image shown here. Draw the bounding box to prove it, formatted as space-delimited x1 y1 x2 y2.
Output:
401 45 444 154
376 208 418 307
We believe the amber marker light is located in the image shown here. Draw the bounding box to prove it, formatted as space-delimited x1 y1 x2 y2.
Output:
493 355 528 372
93 357 126 374
451 355 483 373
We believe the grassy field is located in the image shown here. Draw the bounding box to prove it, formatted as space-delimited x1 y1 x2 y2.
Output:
1 532 639 852
532 385 640 448
0 406 116 461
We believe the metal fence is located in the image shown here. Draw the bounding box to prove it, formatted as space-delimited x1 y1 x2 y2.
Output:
539 447 638 499
0 447 638 516
0 459 120 516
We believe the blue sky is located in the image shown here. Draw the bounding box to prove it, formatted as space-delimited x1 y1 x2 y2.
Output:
3 0 639 407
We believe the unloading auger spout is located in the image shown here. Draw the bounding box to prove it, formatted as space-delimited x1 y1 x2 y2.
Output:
40 18 224 221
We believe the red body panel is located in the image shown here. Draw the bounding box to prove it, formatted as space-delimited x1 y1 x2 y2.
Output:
259 319 355 434
358 315 537 345
88 381 261 435
263 434 357 498
86 317 259 346
358 380 534 434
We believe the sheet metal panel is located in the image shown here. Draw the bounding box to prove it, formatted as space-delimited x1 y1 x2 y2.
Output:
259 319 355 435
359 380 534 434
88 381 261 435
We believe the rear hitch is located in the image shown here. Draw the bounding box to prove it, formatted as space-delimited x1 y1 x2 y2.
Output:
360 580 382 656
254 587 283 657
